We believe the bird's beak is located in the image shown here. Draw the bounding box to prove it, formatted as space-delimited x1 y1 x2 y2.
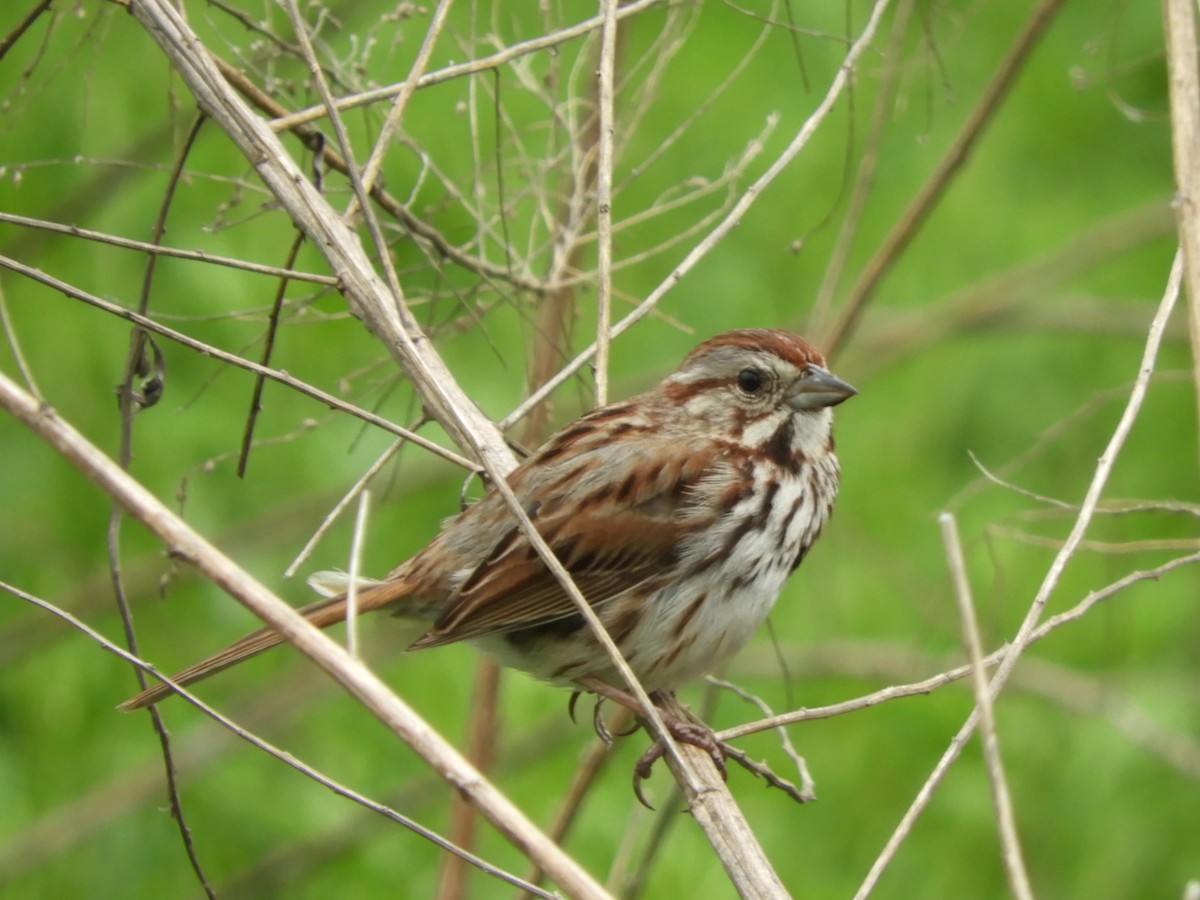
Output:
785 366 857 410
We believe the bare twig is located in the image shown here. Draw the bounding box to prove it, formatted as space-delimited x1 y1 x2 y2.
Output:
706 676 816 802
593 0 619 406
966 451 1200 519
503 0 895 430
0 371 611 899
721 550 1200 742
984 528 1200 555
0 212 339 284
940 513 1033 900
1161 0 1200 466
285 437 407 578
0 254 480 472
0 282 40 398
345 490 371 658
0 580 557 900
853 250 1183 899
0 0 53 62
237 231 304 478
351 0 454 210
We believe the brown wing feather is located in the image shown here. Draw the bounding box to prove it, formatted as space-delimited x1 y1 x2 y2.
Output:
409 441 724 648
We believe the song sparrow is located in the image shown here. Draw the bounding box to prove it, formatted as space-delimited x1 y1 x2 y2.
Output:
120 329 854 721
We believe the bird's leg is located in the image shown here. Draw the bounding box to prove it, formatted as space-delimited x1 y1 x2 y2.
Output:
578 677 730 807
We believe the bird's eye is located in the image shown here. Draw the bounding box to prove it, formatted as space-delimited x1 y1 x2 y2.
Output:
736 368 765 395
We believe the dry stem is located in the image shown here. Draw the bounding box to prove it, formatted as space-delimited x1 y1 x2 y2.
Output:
853 250 1183 899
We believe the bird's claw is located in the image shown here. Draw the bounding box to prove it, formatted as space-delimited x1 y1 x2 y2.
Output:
632 720 729 809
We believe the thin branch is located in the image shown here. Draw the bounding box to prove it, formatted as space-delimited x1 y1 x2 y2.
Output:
720 549 1200 742
237 232 304 478
853 249 1184 899
0 0 53 62
0 281 40 398
0 212 339 285
351 0 454 210
285 437 405 578
821 0 1068 359
940 513 1033 900
502 0 895 430
0 255 480 472
0 371 611 899
593 0 619 406
0 581 557 900
985 527 1200 555
1161 0 1200 468
345 490 371 658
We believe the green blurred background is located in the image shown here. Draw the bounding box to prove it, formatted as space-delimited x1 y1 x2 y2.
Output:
0 0 1196 897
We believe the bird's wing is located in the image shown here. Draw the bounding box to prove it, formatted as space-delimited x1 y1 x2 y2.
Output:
408 441 728 648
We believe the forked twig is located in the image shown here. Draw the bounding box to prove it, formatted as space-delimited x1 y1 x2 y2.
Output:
706 676 816 802
502 0 896 430
853 250 1183 899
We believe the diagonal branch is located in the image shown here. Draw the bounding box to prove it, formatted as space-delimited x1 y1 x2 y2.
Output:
128 0 515 476
1 581 558 900
853 249 1184 899
0 370 611 900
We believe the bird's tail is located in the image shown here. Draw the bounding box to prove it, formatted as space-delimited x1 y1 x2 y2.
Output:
117 578 413 712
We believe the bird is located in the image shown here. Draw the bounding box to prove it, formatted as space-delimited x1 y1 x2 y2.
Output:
120 329 854 729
